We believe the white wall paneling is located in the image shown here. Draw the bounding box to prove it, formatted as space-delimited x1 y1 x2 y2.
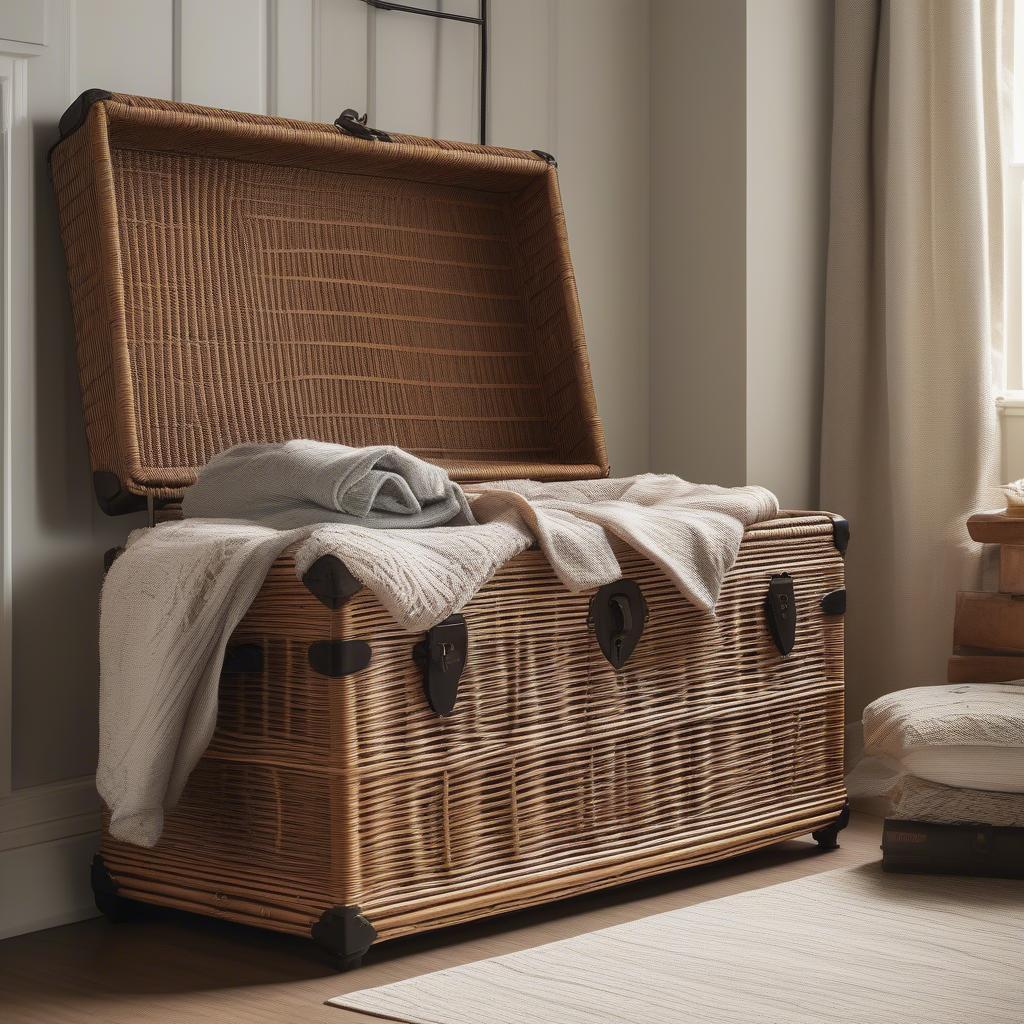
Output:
371 1 480 141
0 0 653 939
176 0 269 111
433 1 481 142
0 54 23 798
271 0 314 118
0 2 46 47
75 0 173 97
0 2 112 941
311 0 367 123
373 1 443 135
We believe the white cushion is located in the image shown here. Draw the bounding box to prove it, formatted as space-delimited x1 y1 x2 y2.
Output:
891 773 1024 824
863 683 1024 793
901 746 1024 793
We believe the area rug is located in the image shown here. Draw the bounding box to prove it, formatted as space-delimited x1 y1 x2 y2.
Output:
329 865 1024 1023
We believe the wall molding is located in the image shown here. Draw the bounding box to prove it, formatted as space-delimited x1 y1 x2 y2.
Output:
0 775 100 939
0 829 99 940
0 775 100 852
0 50 32 800
0 6 47 52
0 60 12 799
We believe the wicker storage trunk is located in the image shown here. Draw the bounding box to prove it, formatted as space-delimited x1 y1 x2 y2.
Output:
51 92 848 968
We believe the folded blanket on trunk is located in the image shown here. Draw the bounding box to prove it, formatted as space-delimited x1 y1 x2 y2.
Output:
99 450 779 848
181 440 475 528
467 476 779 612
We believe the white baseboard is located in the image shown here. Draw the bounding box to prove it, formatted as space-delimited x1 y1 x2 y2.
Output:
0 776 102 939
0 829 100 940
0 775 101 851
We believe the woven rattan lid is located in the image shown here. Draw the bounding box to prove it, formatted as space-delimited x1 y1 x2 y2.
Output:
51 92 608 512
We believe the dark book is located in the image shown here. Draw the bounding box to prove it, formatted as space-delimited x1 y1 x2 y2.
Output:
882 818 1024 879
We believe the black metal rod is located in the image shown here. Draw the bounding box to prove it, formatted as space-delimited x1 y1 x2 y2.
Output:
361 0 488 145
361 1 482 26
479 0 488 145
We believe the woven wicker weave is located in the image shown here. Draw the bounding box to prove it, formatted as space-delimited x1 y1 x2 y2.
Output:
51 93 607 502
99 515 845 944
52 94 846 962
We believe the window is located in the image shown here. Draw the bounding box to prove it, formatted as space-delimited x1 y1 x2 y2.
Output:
1004 8 1024 394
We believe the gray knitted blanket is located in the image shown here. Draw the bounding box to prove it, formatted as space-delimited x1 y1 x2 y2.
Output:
181 440 474 528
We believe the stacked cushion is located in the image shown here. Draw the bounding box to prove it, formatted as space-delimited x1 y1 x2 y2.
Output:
889 774 1024 827
863 682 1024 823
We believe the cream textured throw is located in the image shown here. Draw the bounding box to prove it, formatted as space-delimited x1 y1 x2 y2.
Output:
467 476 778 612
99 469 777 847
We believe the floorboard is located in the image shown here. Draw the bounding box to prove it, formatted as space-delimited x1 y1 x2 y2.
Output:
0 813 882 1023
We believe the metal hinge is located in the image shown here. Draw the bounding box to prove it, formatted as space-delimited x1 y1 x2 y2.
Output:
334 109 393 143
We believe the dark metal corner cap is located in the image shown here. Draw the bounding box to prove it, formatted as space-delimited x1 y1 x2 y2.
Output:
311 905 378 956
59 89 113 141
831 517 850 555
93 471 149 517
820 588 847 616
90 854 119 896
531 149 557 167
49 89 112 169
302 555 363 609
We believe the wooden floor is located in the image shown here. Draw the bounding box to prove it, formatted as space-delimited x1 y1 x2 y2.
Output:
1 814 882 1023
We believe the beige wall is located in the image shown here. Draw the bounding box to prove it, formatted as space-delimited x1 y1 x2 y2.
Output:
650 0 748 487
746 0 833 509
555 0 651 478
651 0 834 510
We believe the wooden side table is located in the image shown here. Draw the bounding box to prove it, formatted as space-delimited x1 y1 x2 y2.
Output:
949 512 1024 682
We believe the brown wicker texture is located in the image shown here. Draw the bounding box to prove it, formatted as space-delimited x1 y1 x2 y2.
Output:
50 93 607 500
100 514 846 944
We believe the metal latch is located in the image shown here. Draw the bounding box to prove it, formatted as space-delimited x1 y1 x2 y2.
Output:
334 108 393 143
765 573 798 655
588 580 648 669
413 614 468 716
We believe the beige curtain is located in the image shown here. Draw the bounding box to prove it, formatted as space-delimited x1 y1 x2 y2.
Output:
822 0 1011 731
